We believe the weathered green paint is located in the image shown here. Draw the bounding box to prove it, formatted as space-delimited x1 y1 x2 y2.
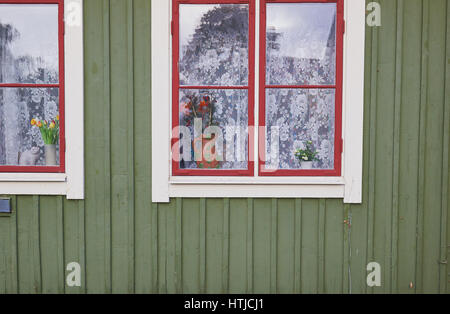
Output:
0 0 449 294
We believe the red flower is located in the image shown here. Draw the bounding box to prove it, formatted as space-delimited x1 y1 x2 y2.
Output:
180 102 191 116
198 100 209 114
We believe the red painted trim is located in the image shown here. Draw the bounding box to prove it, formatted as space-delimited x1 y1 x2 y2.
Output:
266 0 337 2
172 0 255 177
0 166 63 173
265 85 336 89
58 0 66 172
259 0 344 177
0 84 60 88
179 86 249 90
0 0 60 3
0 0 65 173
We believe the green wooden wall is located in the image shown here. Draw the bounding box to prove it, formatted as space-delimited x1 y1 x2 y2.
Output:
0 0 449 294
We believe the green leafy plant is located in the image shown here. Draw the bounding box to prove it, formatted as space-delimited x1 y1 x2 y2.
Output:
295 140 319 162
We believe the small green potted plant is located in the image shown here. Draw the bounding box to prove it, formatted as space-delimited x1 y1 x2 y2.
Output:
295 140 319 170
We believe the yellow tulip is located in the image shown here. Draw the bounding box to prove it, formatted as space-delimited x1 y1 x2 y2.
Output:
56 115 59 121
49 122 56 129
30 119 37 126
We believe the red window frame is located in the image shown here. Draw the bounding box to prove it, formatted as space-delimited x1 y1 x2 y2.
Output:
0 0 65 173
259 0 344 177
171 0 255 176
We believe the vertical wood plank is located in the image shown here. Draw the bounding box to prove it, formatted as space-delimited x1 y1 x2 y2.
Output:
0 196 18 294
175 198 183 293
228 199 249 293
158 203 168 294
253 199 271 293
127 0 136 293
222 198 230 293
442 0 450 294
246 199 254 294
110 0 135 293
204 198 226 294
397 0 422 294
39 196 64 293
366 1 379 294
343 204 351 293
415 0 430 293
151 203 159 292
270 199 277 293
162 199 182 293
276 199 295 293
63 200 86 294
133 0 153 294
83 0 112 293
199 198 206 293
301 199 319 293
180 198 200 293
422 0 447 293
318 199 325 293
374 0 397 293
391 0 404 293
16 196 41 294
324 199 344 294
294 199 302 294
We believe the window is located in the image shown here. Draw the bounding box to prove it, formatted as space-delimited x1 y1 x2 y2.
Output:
260 0 343 176
172 1 255 176
152 0 365 203
0 0 64 172
0 0 84 199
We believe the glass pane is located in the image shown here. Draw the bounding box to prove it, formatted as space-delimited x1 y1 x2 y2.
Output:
0 88 60 166
178 89 248 170
265 88 335 170
0 4 59 84
266 3 336 86
179 4 249 86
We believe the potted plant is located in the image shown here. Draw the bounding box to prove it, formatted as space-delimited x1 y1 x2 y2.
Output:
30 115 59 166
180 95 220 169
295 140 319 170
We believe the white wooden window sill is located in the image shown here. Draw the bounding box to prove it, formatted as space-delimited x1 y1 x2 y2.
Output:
170 176 345 185
0 173 67 182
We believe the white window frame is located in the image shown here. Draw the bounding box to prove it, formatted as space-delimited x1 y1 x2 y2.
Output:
0 0 84 200
152 0 365 203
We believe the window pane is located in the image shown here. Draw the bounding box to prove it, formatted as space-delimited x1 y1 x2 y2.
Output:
266 3 336 86
0 88 60 166
0 4 59 84
179 4 249 86
265 88 335 170
178 89 248 170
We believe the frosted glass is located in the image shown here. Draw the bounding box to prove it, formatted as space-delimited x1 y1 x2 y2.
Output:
178 89 248 170
0 88 60 166
265 88 335 170
179 4 249 86
266 3 336 86
0 4 59 84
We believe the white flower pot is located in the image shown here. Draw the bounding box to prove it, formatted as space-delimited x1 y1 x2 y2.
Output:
45 144 57 166
301 161 314 170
